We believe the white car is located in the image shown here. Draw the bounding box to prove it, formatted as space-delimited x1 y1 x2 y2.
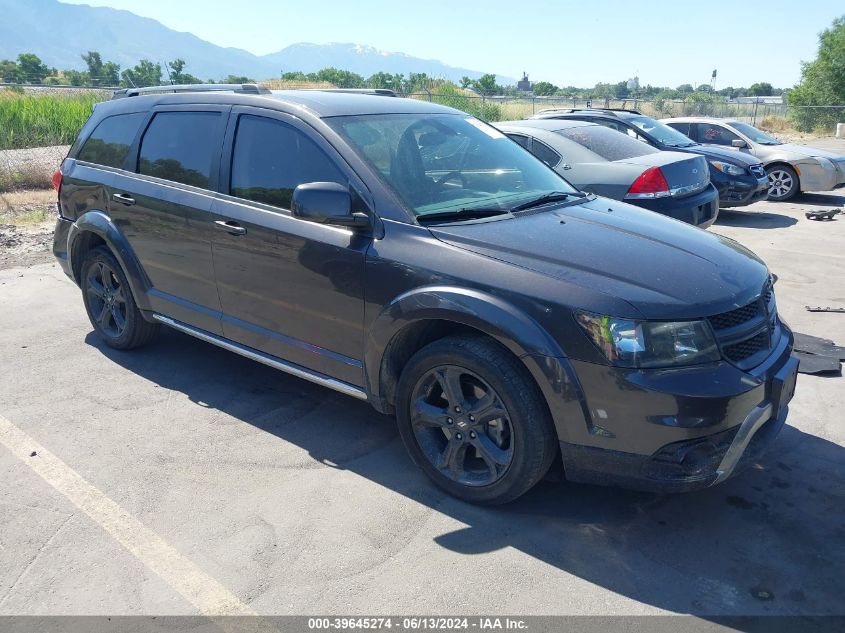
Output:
661 117 845 201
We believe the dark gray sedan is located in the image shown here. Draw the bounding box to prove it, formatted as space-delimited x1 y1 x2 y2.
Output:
495 119 719 228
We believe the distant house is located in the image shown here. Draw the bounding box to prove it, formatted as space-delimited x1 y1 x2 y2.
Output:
517 72 533 92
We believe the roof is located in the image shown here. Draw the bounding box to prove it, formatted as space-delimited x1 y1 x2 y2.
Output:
99 88 462 119
494 119 599 132
661 116 739 124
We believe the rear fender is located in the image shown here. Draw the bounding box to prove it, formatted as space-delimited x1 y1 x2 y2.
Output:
68 210 152 311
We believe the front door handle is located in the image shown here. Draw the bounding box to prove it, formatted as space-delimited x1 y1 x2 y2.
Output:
112 193 135 206
214 220 247 236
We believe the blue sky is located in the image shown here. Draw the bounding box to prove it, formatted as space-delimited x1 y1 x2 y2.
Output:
63 0 841 88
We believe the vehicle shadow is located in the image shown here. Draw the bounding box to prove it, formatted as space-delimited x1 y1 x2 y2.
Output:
87 329 845 621
796 192 845 207
715 209 798 229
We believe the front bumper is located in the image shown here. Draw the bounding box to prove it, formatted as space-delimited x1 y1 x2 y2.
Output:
715 174 769 208
631 183 719 229
558 327 797 492
797 159 845 193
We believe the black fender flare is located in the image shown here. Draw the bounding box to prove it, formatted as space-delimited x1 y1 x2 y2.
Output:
365 285 589 442
67 210 152 311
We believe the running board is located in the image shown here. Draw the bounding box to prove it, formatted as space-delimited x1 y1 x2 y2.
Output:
152 314 368 401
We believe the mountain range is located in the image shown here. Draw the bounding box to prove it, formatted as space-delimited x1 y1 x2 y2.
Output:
0 0 512 83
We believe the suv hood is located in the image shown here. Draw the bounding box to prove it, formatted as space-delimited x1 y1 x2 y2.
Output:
428 197 769 320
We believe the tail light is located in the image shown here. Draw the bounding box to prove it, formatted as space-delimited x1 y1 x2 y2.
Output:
625 167 670 199
52 169 63 193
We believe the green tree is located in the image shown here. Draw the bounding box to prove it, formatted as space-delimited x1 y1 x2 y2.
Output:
459 76 472 89
223 75 254 84
167 59 201 84
0 59 20 82
16 53 52 84
314 67 365 88
366 71 403 91
63 69 88 86
532 81 558 96
613 80 630 98
748 82 774 96
81 51 102 83
121 59 162 87
788 15 845 131
676 83 694 93
471 74 499 96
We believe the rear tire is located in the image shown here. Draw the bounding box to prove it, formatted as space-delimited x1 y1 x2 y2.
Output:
766 164 799 201
81 246 158 350
395 336 557 505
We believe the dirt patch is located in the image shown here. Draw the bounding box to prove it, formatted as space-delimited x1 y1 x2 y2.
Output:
0 189 57 269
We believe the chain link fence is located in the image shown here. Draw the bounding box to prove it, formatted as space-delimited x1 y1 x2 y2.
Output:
2 82 844 194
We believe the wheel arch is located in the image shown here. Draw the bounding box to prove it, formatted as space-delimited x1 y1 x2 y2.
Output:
365 286 587 444
68 210 152 311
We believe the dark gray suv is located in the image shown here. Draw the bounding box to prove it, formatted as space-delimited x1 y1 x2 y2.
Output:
52 85 798 504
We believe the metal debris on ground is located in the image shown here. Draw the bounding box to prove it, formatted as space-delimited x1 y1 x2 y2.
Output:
805 306 845 313
793 332 844 375
804 209 841 220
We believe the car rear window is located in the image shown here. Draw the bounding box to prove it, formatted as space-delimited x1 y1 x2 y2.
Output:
76 113 145 168
229 115 345 209
555 125 658 161
138 112 221 188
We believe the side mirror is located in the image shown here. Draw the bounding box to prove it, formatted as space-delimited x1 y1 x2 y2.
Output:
731 139 748 148
292 182 369 228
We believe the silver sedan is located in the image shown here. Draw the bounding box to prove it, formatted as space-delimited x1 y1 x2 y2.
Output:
661 117 845 201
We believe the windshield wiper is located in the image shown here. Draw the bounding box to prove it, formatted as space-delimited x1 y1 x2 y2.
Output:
510 191 572 212
416 207 510 224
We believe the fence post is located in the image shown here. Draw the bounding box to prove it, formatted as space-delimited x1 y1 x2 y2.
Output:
532 97 535 115
752 97 759 126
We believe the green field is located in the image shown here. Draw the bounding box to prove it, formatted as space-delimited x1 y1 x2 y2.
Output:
0 90 107 150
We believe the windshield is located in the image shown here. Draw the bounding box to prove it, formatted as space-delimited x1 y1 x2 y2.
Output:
729 121 782 145
628 116 696 148
555 125 658 161
326 113 577 217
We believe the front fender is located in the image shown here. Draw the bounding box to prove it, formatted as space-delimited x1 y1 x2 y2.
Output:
365 285 592 443
68 210 152 311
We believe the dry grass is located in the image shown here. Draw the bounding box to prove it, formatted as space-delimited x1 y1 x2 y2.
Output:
759 116 792 133
0 188 56 225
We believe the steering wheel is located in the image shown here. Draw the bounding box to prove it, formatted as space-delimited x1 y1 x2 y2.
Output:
435 170 467 187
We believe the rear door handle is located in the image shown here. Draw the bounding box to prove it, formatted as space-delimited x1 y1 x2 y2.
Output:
214 220 247 236
112 193 135 206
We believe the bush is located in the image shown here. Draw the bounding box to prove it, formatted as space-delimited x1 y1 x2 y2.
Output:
426 84 501 121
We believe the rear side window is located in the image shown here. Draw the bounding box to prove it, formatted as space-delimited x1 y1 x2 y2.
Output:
77 113 144 168
531 139 561 168
666 121 692 138
138 112 221 188
230 115 345 209
507 133 530 150
556 125 658 161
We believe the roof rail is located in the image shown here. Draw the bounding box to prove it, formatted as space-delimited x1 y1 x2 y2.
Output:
535 107 643 116
298 88 399 97
112 83 271 99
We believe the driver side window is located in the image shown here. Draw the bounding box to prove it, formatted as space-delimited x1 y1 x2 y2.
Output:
696 124 740 146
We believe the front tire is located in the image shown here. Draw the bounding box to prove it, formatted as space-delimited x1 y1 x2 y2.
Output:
766 164 799 201
396 336 557 505
81 246 158 350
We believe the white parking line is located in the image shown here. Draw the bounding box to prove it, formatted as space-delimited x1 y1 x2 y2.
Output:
0 413 253 616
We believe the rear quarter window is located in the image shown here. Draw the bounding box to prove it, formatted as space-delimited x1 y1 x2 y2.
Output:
556 126 658 162
76 112 145 168
138 111 222 189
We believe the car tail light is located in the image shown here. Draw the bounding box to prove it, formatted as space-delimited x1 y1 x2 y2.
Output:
625 167 670 199
52 168 63 192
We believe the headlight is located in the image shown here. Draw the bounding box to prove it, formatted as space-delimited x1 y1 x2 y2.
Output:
709 160 747 177
575 312 721 368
